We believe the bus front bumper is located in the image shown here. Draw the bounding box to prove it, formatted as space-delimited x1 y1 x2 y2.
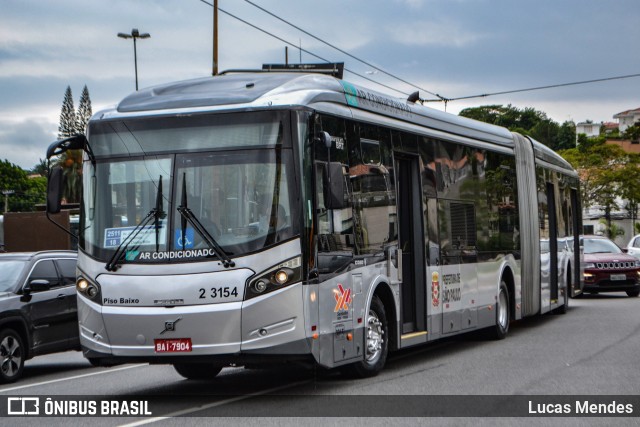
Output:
77 283 314 364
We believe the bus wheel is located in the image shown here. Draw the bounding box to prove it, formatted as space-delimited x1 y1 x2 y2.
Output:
0 328 25 384
344 295 388 378
173 363 222 380
488 281 510 340
554 269 570 314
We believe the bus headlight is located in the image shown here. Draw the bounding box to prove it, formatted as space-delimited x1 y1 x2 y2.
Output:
275 268 293 285
253 280 268 293
246 257 301 300
77 276 101 302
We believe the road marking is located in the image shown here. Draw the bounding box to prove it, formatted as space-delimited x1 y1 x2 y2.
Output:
118 380 312 426
0 364 145 393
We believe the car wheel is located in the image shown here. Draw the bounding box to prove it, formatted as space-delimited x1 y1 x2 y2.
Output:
0 328 25 384
626 289 640 297
173 363 222 380
343 295 388 378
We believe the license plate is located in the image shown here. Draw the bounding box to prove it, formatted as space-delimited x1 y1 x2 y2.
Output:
154 338 192 353
610 274 626 281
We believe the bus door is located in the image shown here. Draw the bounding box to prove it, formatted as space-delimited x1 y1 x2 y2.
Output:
540 181 559 309
395 154 426 335
547 182 559 303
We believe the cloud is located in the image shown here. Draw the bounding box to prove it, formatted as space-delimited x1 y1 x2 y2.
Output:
0 118 58 170
386 19 486 47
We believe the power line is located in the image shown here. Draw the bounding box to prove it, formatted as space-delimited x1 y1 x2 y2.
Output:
198 0 413 96
241 0 446 100
434 73 640 103
200 0 640 108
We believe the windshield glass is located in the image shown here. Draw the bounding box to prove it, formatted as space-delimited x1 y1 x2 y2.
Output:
582 237 622 254
0 260 27 292
81 112 295 262
172 150 293 257
81 157 172 259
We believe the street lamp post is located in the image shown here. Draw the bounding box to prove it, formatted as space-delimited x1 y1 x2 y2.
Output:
117 28 150 91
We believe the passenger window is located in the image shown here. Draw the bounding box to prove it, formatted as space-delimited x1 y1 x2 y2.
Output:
56 259 77 286
28 260 61 289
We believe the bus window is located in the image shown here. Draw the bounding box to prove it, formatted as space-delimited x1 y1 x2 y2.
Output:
315 115 354 276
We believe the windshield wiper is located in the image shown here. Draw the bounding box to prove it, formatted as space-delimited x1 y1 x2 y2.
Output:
177 175 235 268
105 176 166 271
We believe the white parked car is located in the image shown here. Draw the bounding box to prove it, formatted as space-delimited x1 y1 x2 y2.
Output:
626 234 640 259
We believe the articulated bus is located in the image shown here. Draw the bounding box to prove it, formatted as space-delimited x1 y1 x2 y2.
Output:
46 69 582 379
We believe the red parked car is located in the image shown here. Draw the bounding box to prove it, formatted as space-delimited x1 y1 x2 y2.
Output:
581 235 640 297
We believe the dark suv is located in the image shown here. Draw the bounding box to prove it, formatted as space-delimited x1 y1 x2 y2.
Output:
581 235 640 297
0 251 79 383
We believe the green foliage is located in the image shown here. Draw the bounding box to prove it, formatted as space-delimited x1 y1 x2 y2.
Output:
557 121 577 150
76 85 92 134
458 104 575 151
559 142 640 237
30 159 48 176
51 85 92 204
0 159 46 212
623 124 640 142
58 86 76 139
599 218 625 239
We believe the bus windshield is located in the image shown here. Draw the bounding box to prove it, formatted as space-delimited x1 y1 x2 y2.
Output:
80 112 295 263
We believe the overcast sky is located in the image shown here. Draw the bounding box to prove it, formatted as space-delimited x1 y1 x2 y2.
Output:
2 0 640 169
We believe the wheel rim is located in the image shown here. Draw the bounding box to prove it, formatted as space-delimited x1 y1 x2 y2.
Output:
497 288 508 330
0 335 22 379
364 309 384 365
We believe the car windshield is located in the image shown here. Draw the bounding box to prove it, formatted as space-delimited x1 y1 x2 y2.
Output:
583 238 622 254
0 260 27 292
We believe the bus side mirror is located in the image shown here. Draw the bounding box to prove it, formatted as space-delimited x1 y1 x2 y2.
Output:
325 162 346 210
47 166 64 214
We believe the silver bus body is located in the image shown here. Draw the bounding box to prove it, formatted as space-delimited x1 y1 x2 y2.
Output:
73 72 582 373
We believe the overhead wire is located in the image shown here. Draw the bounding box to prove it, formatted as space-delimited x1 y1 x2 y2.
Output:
426 73 640 103
241 0 446 100
198 0 415 97
199 0 640 107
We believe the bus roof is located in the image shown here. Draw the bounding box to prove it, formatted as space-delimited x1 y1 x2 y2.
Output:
101 72 574 172
107 72 513 147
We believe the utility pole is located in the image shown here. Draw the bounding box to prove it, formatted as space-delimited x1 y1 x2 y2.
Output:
212 0 218 75
2 190 14 213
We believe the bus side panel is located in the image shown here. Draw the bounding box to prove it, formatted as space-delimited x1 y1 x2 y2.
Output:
240 283 310 354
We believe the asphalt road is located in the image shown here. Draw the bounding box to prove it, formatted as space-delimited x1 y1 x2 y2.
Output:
1 292 639 426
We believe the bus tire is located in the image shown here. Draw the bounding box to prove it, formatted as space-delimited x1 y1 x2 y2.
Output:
488 281 510 340
173 363 222 380
554 268 570 314
344 295 388 378
0 328 25 384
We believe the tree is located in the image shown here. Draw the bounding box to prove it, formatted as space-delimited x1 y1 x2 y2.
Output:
52 85 90 204
75 85 92 134
458 104 574 151
556 121 576 150
623 124 640 142
58 86 76 139
0 159 46 212
559 142 640 238
30 158 48 177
